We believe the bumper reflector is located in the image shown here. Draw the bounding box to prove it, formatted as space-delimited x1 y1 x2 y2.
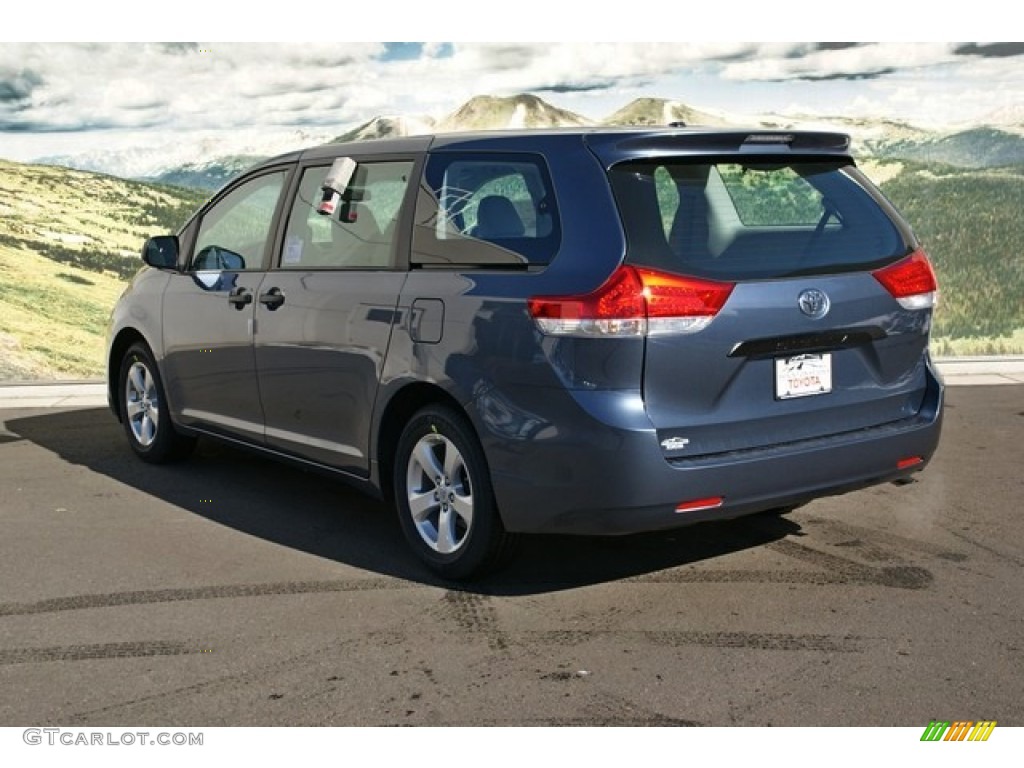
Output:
897 456 924 470
675 496 724 514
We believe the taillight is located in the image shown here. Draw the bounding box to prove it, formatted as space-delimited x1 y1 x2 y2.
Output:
528 265 734 337
872 249 938 310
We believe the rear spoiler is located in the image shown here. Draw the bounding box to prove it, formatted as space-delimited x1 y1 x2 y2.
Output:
585 130 852 166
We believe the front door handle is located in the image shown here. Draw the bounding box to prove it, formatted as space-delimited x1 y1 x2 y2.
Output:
227 287 252 309
259 288 285 310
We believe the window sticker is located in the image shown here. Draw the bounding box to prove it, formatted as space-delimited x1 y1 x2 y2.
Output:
283 234 304 265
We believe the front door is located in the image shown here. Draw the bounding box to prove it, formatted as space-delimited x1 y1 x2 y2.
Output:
162 169 289 444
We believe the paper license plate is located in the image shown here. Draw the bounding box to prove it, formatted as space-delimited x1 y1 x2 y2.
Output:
775 353 832 400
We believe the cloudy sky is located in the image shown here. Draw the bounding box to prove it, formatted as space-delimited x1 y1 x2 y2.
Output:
2 39 1023 167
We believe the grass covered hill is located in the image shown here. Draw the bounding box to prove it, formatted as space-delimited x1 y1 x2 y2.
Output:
0 159 204 379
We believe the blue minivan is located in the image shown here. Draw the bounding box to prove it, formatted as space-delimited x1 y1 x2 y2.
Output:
107 128 943 578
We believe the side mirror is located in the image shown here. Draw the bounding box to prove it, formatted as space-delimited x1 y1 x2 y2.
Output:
142 235 180 269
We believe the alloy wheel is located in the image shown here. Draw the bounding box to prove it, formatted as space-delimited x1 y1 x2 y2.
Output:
125 360 159 447
404 433 474 554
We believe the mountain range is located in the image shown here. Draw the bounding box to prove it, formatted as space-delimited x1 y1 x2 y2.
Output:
34 128 337 188
28 94 1024 190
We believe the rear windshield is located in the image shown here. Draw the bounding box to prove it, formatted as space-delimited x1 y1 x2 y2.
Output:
608 159 911 280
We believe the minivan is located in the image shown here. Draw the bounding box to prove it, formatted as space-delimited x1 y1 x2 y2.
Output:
107 128 943 578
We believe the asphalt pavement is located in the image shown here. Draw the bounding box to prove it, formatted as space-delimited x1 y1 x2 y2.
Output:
0 379 1021 725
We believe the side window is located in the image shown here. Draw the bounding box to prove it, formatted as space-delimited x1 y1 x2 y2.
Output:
412 153 560 267
193 171 286 271
281 161 413 269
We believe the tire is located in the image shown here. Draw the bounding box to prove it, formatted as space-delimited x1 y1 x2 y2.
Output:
393 405 515 579
118 342 195 463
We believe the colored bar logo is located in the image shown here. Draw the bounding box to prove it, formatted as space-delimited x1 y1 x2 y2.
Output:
920 720 997 741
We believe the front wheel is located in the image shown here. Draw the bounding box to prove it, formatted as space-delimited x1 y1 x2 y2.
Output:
118 343 195 463
393 405 514 579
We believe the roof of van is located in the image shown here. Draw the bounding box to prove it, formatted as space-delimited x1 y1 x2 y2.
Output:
246 127 853 173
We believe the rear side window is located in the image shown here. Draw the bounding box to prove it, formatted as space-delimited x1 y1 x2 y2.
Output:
412 152 560 267
281 160 413 269
611 159 909 280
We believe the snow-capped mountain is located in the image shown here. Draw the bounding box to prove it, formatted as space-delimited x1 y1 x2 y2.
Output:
333 115 437 143
436 94 590 131
602 98 733 128
142 155 267 190
35 128 335 184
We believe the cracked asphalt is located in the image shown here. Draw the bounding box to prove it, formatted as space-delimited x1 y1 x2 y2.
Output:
0 386 1021 726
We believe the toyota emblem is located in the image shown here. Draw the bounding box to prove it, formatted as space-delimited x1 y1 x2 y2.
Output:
798 288 830 319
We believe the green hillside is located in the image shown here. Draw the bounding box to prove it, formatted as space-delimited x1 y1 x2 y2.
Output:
873 128 1024 169
0 160 204 379
877 162 1024 353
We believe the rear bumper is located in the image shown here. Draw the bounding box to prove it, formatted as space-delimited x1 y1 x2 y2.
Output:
481 362 944 535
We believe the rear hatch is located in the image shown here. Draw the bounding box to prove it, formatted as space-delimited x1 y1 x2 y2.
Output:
598 134 937 459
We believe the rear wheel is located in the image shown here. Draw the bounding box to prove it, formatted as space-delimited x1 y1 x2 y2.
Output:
119 343 195 463
394 405 514 579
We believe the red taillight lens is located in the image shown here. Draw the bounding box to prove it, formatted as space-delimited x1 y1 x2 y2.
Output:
872 249 938 310
636 268 734 329
675 496 724 513
528 266 734 337
528 264 646 337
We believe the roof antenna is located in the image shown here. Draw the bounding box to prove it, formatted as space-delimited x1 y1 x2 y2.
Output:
668 121 687 128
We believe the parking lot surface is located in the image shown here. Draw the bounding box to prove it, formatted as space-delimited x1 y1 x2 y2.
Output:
0 386 1021 725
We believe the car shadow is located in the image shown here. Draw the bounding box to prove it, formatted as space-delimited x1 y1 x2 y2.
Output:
5 407 802 596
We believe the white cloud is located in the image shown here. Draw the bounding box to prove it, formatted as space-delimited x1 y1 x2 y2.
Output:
5 41 1020 135
719 43 958 81
0 42 390 134
2 41 1024 164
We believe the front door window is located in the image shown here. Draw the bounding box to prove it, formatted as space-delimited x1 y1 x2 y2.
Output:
193 172 286 271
